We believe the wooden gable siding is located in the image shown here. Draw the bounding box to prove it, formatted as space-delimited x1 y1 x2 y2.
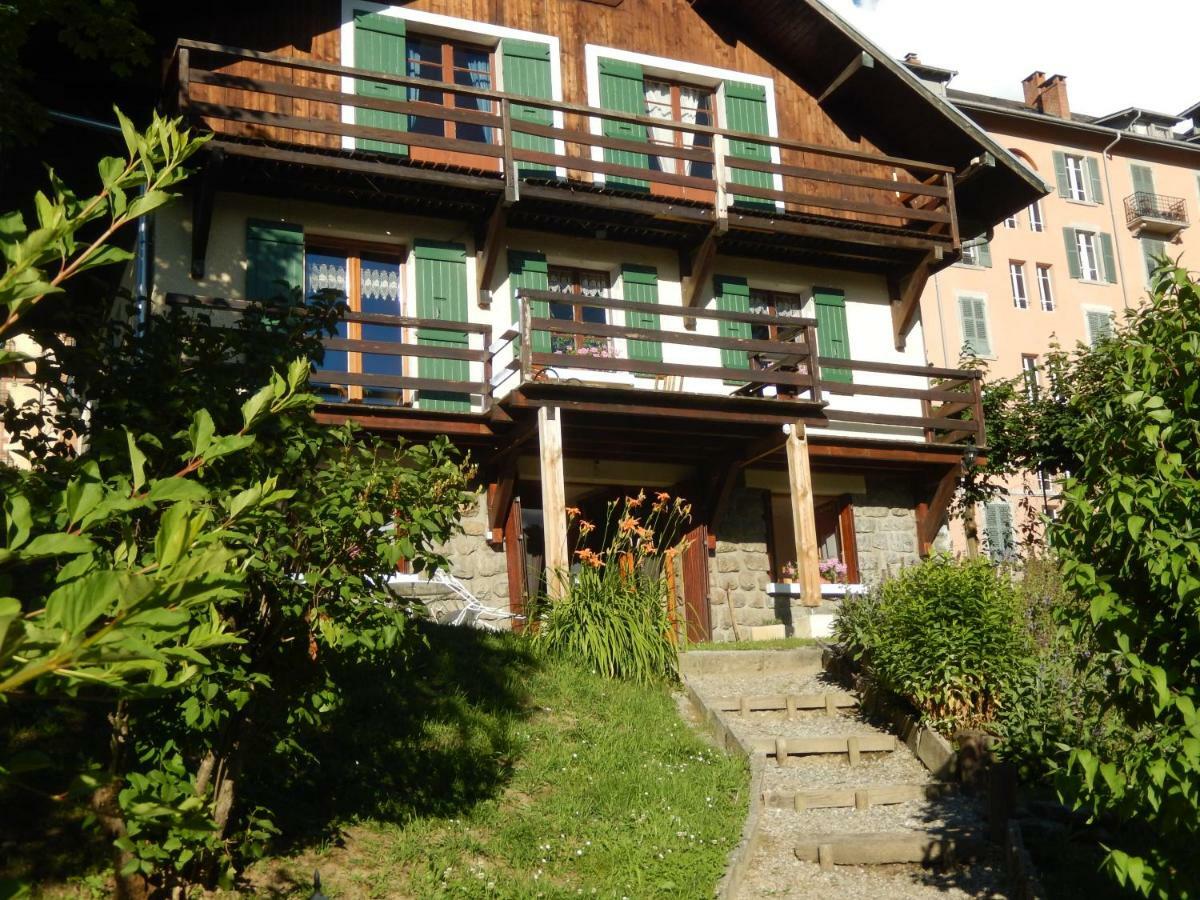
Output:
186 0 923 215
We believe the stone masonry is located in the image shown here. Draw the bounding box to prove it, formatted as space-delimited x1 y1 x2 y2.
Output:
852 476 922 584
708 486 774 643
427 497 510 619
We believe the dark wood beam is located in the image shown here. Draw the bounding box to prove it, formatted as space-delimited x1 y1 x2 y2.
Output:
703 456 742 545
917 463 962 555
190 146 224 279
889 250 938 351
681 226 721 310
739 427 789 468
475 199 507 309
487 467 517 545
485 414 540 478
817 51 875 105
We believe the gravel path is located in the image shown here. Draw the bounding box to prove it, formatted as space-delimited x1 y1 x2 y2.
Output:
684 655 1010 900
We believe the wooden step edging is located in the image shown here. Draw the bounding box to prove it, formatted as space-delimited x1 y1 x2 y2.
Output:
764 781 956 812
748 734 897 766
715 691 858 716
795 829 987 869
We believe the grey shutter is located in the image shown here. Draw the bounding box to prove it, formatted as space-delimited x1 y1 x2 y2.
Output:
958 296 991 357
1052 151 1070 199
984 502 1013 561
977 240 992 268
1131 164 1156 197
1098 233 1117 283
1142 237 1166 282
1086 309 1114 345
1062 227 1082 279
1085 156 1104 204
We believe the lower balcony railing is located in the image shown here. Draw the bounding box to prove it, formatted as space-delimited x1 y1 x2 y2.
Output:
163 293 984 445
1124 191 1189 229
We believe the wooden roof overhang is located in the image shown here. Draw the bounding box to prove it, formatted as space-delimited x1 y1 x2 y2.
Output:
689 0 1050 235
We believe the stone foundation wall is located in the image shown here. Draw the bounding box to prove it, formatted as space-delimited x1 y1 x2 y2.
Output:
852 477 922 584
707 486 774 643
434 498 510 612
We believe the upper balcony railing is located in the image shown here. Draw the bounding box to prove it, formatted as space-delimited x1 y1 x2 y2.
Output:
1124 191 1189 230
169 40 960 249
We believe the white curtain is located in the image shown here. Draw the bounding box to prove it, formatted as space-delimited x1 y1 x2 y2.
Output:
644 79 675 174
678 87 702 177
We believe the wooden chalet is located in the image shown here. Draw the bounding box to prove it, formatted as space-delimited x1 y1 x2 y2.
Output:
149 0 1044 640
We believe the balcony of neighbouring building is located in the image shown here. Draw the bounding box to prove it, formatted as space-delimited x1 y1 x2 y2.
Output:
167 40 962 283
1124 191 1189 238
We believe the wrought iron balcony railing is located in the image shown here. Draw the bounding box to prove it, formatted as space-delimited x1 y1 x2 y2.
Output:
1124 191 1188 228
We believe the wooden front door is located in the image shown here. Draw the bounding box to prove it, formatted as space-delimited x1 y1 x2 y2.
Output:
681 524 712 643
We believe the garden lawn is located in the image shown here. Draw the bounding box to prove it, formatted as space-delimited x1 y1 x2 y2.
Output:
234 625 748 898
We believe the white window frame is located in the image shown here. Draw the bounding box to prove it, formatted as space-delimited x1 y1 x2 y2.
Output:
1003 214 1018 229
1036 264 1055 311
1021 354 1040 401
1065 153 1089 202
1028 199 1045 232
1075 229 1101 282
337 2 567 160
1083 305 1115 346
1009 261 1028 309
583 44 783 199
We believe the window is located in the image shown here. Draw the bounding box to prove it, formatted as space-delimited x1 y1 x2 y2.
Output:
1028 200 1045 232
1076 230 1101 281
1085 308 1115 346
1037 469 1053 495
1021 354 1040 401
1009 261 1028 309
984 501 1015 561
768 493 858 584
405 34 495 144
643 77 715 177
1003 214 1019 229
1065 153 1089 201
960 238 991 268
1036 264 1055 311
1141 237 1167 284
547 266 610 353
748 288 806 341
958 295 991 357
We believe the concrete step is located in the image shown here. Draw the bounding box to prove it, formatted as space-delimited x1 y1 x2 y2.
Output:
794 828 987 868
713 691 858 716
764 782 956 812
748 734 898 766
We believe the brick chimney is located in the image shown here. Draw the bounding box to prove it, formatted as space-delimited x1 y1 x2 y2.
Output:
1021 71 1071 119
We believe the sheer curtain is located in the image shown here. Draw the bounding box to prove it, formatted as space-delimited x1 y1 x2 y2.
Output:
677 88 701 178
644 80 675 174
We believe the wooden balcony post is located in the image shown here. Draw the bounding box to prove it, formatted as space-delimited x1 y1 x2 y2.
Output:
944 171 960 252
501 97 519 205
804 322 823 404
482 325 493 413
713 134 730 233
785 423 822 608
519 295 532 381
177 46 191 117
538 405 570 602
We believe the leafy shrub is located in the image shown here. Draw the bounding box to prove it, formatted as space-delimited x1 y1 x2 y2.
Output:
533 492 690 685
834 555 1031 734
1047 263 1200 897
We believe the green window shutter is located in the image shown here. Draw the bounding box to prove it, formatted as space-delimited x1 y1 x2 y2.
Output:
1130 164 1155 197
1085 156 1104 204
977 240 992 268
1062 227 1082 279
723 80 774 210
1141 237 1166 282
414 240 470 411
1052 151 1070 199
1098 232 1117 283
1086 309 1114 345
598 58 649 192
621 264 661 363
957 295 991 357
246 220 304 301
984 502 1013 561
502 39 555 179
508 250 551 354
713 275 751 370
814 287 851 383
353 10 407 156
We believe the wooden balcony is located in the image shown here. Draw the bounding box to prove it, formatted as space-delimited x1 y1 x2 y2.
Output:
163 293 984 455
169 40 961 278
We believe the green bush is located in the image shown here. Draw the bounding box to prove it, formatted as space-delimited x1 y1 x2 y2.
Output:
834 556 1031 734
533 493 689 685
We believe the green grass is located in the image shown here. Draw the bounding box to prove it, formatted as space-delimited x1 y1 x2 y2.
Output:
232 625 748 898
686 637 820 652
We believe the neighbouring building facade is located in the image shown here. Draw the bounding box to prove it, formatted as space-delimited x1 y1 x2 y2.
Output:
905 56 1200 558
30 1 1041 640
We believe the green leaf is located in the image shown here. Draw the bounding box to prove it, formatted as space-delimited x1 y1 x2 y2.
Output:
145 478 208 504
188 409 215 459
20 533 95 559
5 495 31 550
44 571 122 633
71 244 134 276
154 503 193 571
0 596 22 652
126 430 147 491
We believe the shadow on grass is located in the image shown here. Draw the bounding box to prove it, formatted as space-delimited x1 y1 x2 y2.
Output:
245 622 541 853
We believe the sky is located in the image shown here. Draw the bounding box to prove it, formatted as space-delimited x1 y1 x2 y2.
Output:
821 0 1200 121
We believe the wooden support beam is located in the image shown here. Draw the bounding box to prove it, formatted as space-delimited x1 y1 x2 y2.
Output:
190 146 224 279
739 426 789 468
703 456 742 549
917 463 962 555
682 227 721 310
785 423 821 608
487 465 517 545
538 405 569 601
475 199 507 309
890 251 936 351
817 51 875 104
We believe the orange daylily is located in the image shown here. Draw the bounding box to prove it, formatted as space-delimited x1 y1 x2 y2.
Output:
575 548 603 568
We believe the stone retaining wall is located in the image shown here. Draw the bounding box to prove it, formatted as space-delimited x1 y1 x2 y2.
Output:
852 477 922 584
435 497 511 614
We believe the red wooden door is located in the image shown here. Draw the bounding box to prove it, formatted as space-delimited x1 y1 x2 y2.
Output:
681 524 712 643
